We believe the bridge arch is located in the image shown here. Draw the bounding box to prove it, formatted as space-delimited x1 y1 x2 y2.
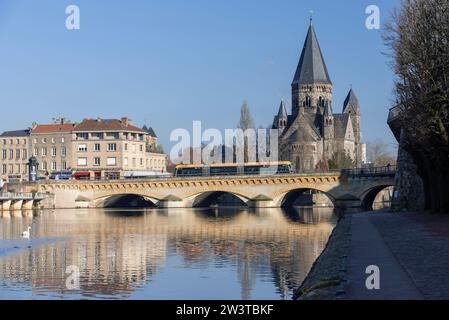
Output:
91 192 162 208
274 186 336 208
360 185 394 211
102 194 158 208
184 191 251 208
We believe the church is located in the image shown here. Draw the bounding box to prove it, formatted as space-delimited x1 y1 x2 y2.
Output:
272 21 366 172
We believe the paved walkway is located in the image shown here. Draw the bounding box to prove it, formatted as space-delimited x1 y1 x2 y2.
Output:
345 212 423 300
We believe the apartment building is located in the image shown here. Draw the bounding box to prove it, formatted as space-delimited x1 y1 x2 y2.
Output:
72 117 166 179
0 130 31 182
30 121 76 176
0 117 167 181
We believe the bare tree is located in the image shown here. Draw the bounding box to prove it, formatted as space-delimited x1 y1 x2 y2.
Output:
237 101 255 131
367 139 397 167
237 101 256 163
383 0 449 212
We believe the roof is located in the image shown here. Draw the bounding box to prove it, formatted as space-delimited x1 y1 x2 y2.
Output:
73 118 146 133
31 124 75 134
292 23 332 86
333 114 351 139
277 100 288 118
0 129 30 137
143 125 157 137
343 88 360 114
323 102 333 117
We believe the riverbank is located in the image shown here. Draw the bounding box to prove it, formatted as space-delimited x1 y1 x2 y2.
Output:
296 211 449 300
294 213 351 299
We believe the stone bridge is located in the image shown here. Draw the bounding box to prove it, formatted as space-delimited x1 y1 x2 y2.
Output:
15 168 396 211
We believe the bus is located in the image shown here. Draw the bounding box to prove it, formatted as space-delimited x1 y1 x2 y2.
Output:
174 162 292 177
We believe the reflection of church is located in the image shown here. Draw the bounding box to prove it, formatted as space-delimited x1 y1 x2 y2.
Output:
0 208 335 299
272 21 366 172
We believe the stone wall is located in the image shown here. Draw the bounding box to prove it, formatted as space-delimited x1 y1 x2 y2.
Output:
392 138 425 211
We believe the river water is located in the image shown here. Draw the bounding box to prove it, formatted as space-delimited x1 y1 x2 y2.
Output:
0 207 336 300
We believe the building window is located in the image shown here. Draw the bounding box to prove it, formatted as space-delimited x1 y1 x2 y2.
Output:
9 164 13 174
42 138 47 143
77 133 89 140
9 150 13 160
52 162 57 171
2 150 6 160
62 147 67 157
42 148 47 156
94 143 101 151
16 149 20 159
140 158 143 166
77 158 87 166
42 162 47 171
62 161 67 170
61 137 65 143
33 138 37 144
78 144 87 152
124 143 128 151
16 164 20 174
124 157 128 166
34 148 38 157
51 147 57 157
2 164 6 174
140 145 143 152
94 157 101 166
51 138 55 143
107 143 117 152
107 157 116 166
22 149 27 160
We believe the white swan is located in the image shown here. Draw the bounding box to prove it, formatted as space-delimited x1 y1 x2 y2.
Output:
22 226 31 239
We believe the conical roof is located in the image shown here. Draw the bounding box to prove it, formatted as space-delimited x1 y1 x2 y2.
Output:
343 88 360 114
292 23 332 86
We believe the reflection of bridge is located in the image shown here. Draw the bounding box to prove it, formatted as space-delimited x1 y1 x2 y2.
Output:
13 168 396 211
0 193 44 211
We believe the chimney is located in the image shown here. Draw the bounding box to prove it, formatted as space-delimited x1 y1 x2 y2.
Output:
121 117 131 126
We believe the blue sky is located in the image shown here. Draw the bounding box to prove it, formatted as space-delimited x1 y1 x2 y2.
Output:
0 0 399 151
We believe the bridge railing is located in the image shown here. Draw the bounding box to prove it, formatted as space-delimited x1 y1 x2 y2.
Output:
0 193 42 200
388 105 405 123
341 166 397 178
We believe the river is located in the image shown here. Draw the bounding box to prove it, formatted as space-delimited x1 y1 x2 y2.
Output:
0 207 336 300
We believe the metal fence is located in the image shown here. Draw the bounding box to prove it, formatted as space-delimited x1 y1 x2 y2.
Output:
341 166 397 178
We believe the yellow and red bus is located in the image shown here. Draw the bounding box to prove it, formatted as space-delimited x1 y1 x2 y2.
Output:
174 162 292 177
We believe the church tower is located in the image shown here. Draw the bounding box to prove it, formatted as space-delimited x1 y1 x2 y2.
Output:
323 101 334 158
273 99 288 133
343 88 362 164
291 20 333 118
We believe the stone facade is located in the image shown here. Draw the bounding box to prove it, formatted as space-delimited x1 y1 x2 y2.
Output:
31 121 76 176
0 130 30 182
273 23 366 172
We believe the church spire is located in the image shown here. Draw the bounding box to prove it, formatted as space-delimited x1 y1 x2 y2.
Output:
343 88 360 114
292 22 332 86
277 99 288 118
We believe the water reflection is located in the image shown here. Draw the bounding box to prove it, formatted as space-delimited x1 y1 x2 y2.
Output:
0 207 336 300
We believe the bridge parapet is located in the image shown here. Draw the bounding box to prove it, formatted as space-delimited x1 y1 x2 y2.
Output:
342 166 397 179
